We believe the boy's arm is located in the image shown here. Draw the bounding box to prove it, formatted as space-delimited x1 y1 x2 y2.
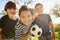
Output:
0 28 2 40
0 18 3 40
49 21 55 40
48 14 55 40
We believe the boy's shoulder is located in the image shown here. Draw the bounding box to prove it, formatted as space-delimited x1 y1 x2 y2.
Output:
0 15 8 20
36 14 50 19
0 15 8 22
15 20 26 28
39 14 50 17
43 14 50 16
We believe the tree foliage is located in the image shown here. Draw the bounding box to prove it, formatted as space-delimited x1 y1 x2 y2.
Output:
7 0 34 5
55 24 60 32
50 4 60 17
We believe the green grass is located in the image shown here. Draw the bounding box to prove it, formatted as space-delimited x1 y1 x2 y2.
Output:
55 32 60 40
32 32 60 40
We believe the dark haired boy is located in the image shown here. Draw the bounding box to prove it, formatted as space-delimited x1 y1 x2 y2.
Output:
35 3 55 40
0 1 17 40
15 5 33 40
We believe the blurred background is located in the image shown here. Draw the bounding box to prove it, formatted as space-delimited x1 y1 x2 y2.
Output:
0 0 60 40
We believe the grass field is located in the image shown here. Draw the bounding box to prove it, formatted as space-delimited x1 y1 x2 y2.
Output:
55 32 60 40
32 32 60 40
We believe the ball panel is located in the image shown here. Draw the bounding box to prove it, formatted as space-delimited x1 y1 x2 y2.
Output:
30 24 42 37
32 27 36 31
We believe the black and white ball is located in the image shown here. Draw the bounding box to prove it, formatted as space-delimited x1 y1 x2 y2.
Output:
30 24 42 37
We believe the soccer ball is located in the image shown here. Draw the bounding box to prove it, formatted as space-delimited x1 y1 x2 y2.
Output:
30 24 42 37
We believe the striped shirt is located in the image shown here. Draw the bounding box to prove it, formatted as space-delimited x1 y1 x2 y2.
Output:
15 21 32 40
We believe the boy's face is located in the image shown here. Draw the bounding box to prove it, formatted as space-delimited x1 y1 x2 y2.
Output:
19 11 32 26
35 5 43 14
7 8 17 16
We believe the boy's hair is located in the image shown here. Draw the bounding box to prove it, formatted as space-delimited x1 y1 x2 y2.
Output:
4 1 16 11
19 5 30 16
35 3 43 8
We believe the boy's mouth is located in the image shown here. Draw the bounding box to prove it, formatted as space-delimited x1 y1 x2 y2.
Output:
11 13 16 15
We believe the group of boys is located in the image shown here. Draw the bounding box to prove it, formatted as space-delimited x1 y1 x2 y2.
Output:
0 1 55 40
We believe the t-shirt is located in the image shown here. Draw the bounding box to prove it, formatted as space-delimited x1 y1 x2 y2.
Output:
15 20 32 40
0 15 18 39
34 14 51 36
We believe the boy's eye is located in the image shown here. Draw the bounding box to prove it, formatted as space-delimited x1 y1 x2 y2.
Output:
22 15 30 18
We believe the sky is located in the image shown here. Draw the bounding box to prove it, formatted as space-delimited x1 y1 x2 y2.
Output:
0 0 60 24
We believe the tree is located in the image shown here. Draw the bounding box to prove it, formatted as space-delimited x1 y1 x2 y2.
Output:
0 10 7 15
7 0 34 5
55 24 60 32
50 4 60 17
0 0 34 15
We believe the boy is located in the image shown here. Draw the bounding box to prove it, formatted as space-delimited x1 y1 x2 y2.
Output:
34 3 55 40
15 5 33 40
0 1 17 40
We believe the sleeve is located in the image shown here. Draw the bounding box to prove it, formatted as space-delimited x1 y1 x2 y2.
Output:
48 14 52 22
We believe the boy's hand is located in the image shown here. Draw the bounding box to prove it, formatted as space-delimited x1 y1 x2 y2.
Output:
52 34 55 40
0 35 2 40
27 30 31 35
0 28 2 40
